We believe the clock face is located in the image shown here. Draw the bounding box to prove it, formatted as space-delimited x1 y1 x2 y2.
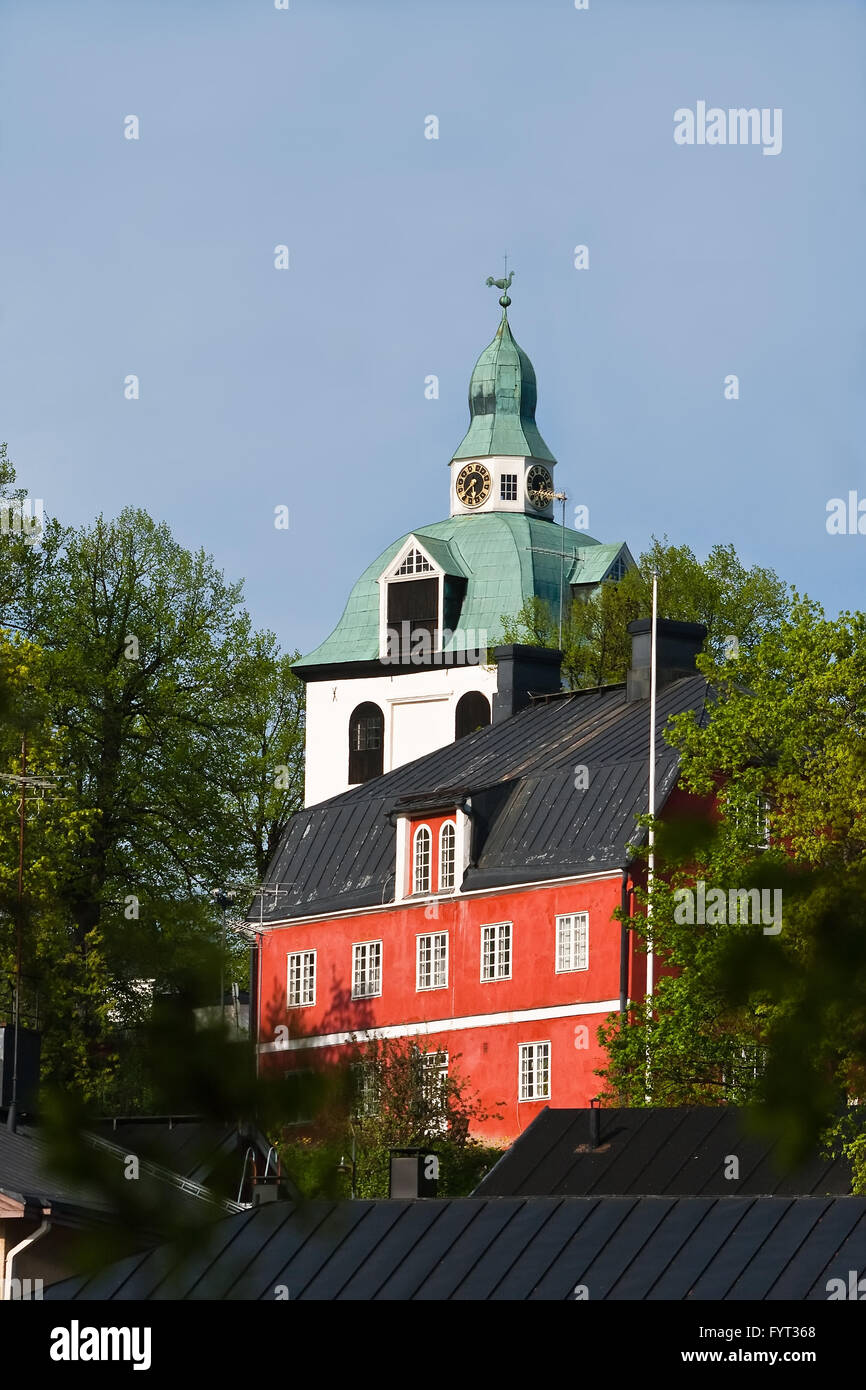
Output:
526 465 554 510
455 462 492 508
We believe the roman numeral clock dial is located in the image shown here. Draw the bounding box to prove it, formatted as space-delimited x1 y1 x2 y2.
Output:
455 462 492 508
526 465 553 510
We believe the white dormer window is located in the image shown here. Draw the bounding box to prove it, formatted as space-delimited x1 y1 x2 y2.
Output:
380 537 444 661
395 548 434 576
395 807 472 902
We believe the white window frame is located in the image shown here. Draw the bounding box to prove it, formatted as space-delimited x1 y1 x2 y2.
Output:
419 1048 449 1135
480 921 512 981
555 912 589 973
412 823 432 895
519 1041 551 1102
351 940 382 1000
351 1060 379 1118
287 949 316 1008
394 547 434 575
733 794 771 850
438 820 457 892
416 931 448 991
500 472 518 501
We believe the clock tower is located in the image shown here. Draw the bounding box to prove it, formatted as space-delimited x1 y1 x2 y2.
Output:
294 272 633 806
449 275 556 520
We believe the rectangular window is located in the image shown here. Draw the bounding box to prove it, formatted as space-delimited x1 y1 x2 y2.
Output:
353 717 381 752
734 795 770 849
387 577 439 646
556 912 588 973
417 932 448 990
352 940 382 999
287 950 316 1007
481 921 512 981
500 473 518 501
419 1049 449 1135
352 1061 379 1118
519 1041 551 1101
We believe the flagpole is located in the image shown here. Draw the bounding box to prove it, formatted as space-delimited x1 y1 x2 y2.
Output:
645 572 658 1099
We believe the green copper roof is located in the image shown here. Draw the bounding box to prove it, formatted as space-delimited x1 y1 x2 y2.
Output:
568 543 634 585
297 513 630 670
407 534 470 578
451 308 557 464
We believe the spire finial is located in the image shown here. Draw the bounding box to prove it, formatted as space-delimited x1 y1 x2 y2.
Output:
485 259 514 309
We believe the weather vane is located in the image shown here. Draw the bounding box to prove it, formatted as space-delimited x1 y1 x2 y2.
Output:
486 254 514 308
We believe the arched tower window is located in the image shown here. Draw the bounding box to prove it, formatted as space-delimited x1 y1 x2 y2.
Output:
413 825 432 895
439 821 456 891
348 702 384 784
455 691 491 741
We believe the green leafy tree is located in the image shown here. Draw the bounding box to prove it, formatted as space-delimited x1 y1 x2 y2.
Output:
279 1039 504 1199
502 537 789 690
0 629 108 1095
598 596 866 1178
216 630 305 882
0 451 306 1098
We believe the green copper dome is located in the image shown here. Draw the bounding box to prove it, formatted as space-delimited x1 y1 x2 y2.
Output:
294 513 634 671
452 307 556 464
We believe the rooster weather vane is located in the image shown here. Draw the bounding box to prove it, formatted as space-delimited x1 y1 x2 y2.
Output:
486 260 514 308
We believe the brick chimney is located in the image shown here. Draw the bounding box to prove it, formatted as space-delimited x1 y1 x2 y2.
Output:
626 618 707 701
492 644 563 723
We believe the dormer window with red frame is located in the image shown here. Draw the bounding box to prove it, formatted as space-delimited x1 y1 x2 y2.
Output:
406 813 460 897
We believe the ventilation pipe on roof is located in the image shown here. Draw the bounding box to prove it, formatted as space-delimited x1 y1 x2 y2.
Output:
625 618 707 702
588 1097 601 1149
492 645 563 724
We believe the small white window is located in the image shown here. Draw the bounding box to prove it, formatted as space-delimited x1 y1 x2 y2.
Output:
413 825 432 894
395 547 434 575
438 821 456 891
287 950 316 1007
417 932 448 990
419 1049 449 1135
556 913 588 973
500 473 518 501
352 1061 379 1118
481 921 512 981
519 1042 550 1101
734 795 770 850
352 941 382 999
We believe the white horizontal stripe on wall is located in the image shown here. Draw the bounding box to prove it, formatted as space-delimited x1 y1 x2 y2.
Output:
258 998 621 1054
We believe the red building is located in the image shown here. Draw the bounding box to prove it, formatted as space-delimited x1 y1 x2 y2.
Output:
252 622 710 1142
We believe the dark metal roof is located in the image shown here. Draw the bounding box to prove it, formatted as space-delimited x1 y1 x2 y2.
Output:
0 1116 113 1217
45 1193 866 1300
250 675 708 924
472 1108 853 1198
0 1111 233 1223
95 1119 255 1187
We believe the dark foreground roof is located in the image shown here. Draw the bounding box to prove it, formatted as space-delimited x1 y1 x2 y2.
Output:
45 1193 866 1300
473 1108 853 1198
95 1118 263 1186
251 675 708 924
0 1116 112 1218
0 1109 234 1226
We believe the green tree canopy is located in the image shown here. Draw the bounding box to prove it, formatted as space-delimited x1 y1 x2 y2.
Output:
599 596 866 1178
502 537 790 690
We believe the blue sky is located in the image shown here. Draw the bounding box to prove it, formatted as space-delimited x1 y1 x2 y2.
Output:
1 0 864 655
